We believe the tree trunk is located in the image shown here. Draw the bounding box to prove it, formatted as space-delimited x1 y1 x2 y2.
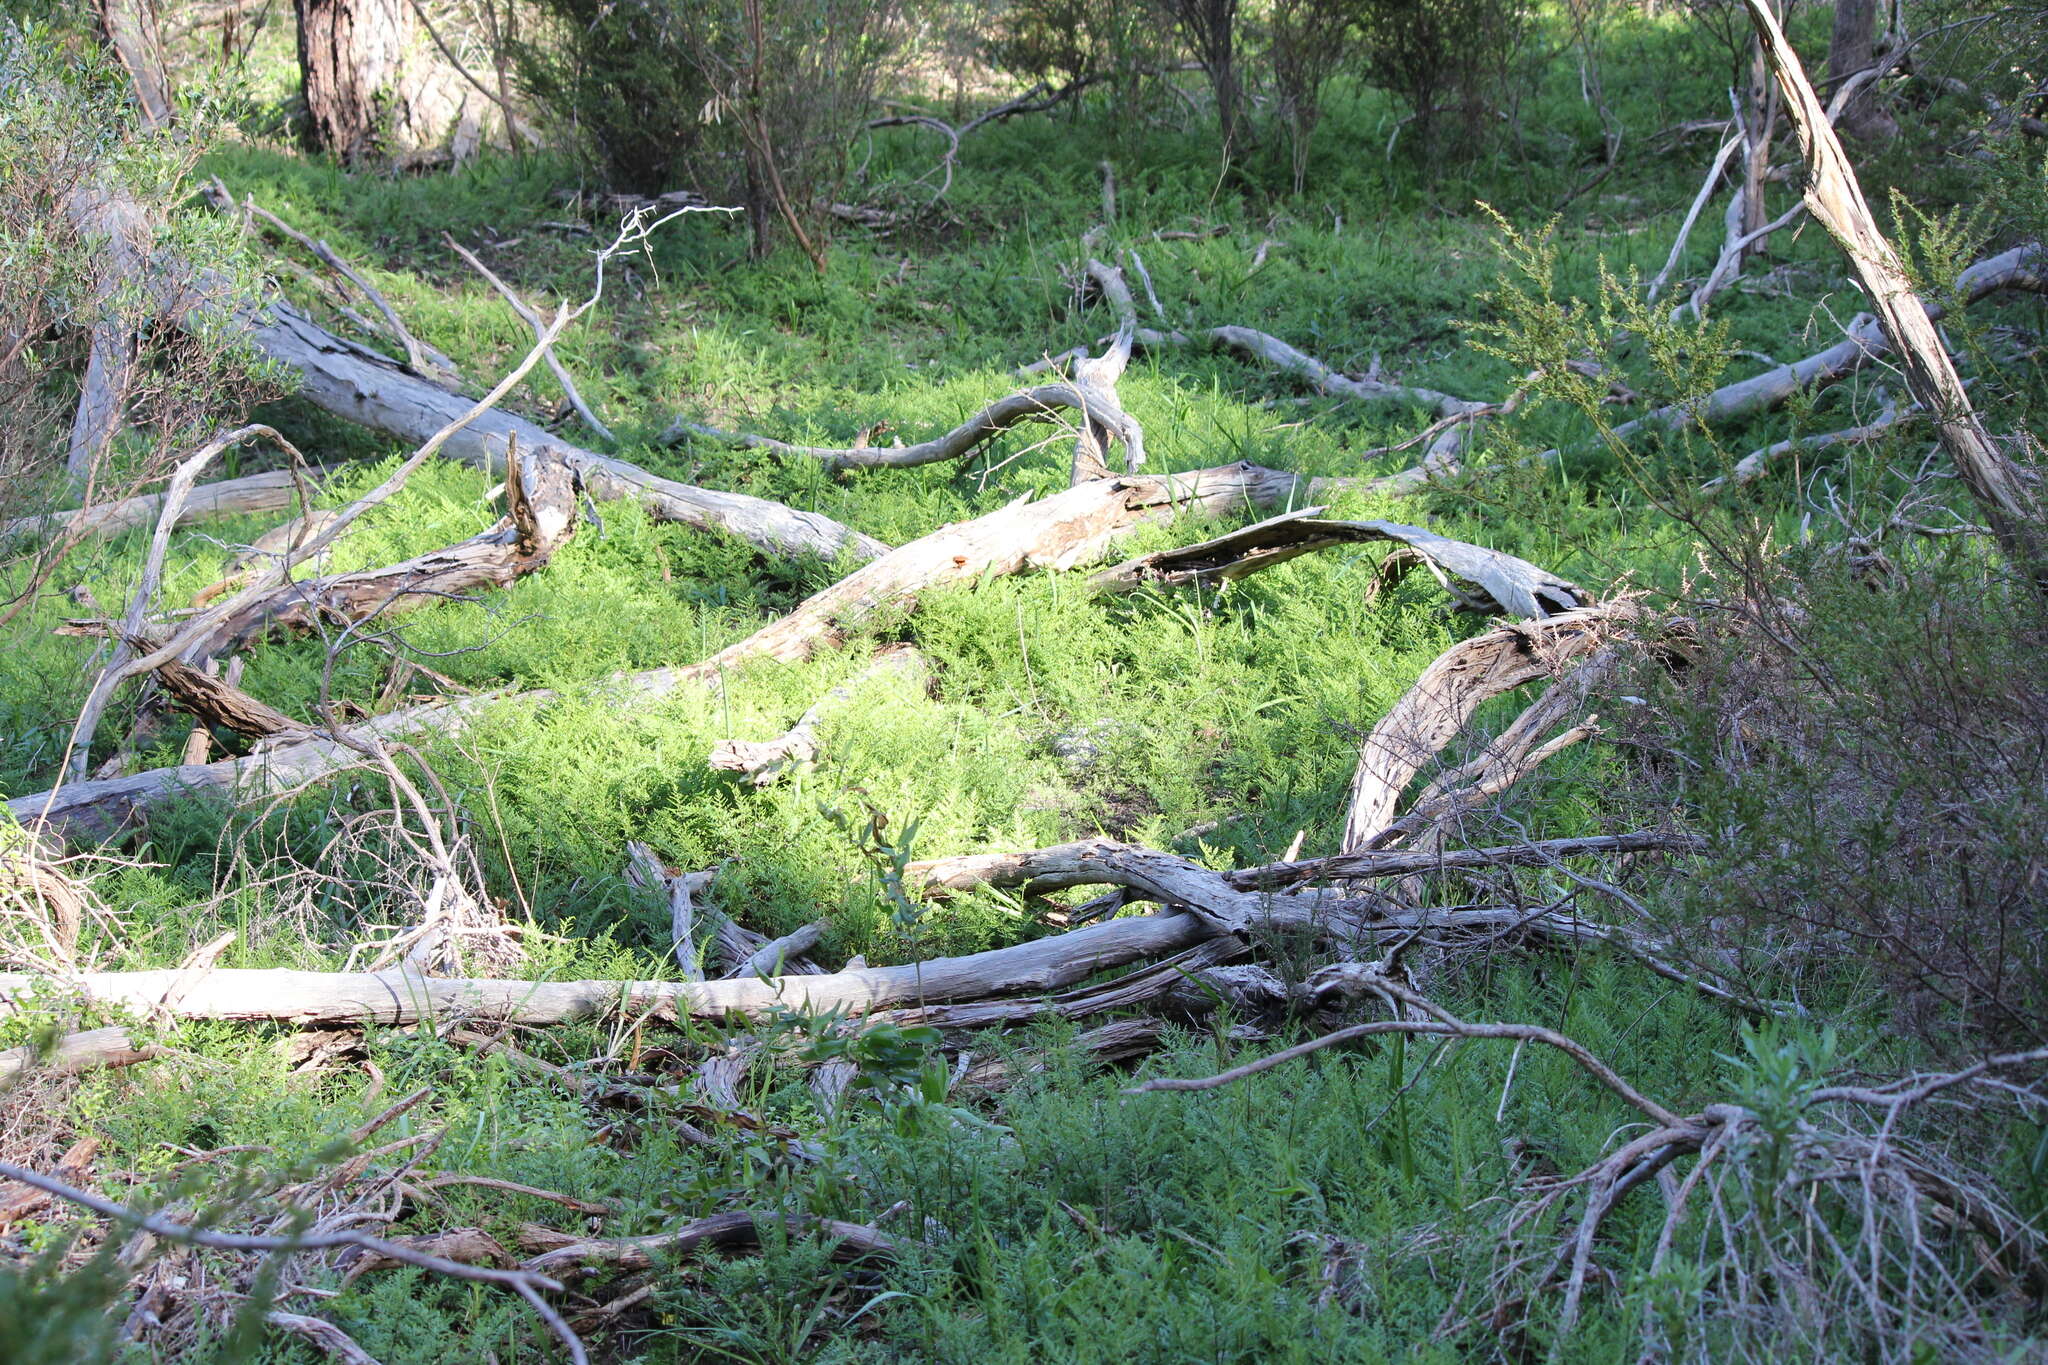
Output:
1826 0 1893 138
94 0 173 128
294 0 412 160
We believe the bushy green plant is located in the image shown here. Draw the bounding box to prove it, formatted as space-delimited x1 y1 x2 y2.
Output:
1357 0 1529 158
513 0 900 264
0 23 270 625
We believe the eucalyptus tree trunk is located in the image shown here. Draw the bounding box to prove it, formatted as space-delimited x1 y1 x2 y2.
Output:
1826 0 1894 138
94 0 173 128
294 0 413 160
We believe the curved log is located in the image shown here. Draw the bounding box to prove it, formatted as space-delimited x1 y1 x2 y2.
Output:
668 384 1135 473
1340 605 1631 852
1092 508 1586 619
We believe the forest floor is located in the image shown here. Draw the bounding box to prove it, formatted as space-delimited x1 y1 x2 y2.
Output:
4 11 2044 1363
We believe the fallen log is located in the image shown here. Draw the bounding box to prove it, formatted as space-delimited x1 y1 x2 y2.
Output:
1340 605 1629 853
75 182 886 566
236 297 889 564
185 442 579 658
0 1025 158 1079
1622 241 2047 437
0 911 1222 1025
1092 508 1585 619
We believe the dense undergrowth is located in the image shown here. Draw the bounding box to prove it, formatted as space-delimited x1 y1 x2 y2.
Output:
2 5 2045 1362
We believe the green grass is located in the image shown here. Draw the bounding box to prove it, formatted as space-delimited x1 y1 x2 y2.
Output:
3 7 2045 1361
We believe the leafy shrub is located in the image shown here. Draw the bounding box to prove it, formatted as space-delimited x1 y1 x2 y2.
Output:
1357 0 1529 156
1269 0 1361 191
0 24 269 626
513 0 901 263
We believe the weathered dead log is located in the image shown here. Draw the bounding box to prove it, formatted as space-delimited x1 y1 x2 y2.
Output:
187 442 578 658
63 181 884 565
668 382 1139 474
1369 648 1619 856
1091 508 1585 619
879 938 1247 1031
1737 0 2046 582
0 911 1221 1025
709 644 926 784
0 1025 157 1079
1 467 332 546
1622 241 2047 437
667 462 1325 682
1340 605 1629 853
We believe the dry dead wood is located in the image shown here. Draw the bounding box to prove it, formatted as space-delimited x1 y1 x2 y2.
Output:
1340 605 1629 853
221 185 458 383
668 381 1141 474
183 442 578 658
1703 392 1910 491
0 1157 588 1362
0 912 1222 1026
623 842 709 980
443 233 609 441
0 467 332 545
1736 0 2047 582
72 184 882 565
955 1017 1166 1090
1621 241 2047 437
709 643 927 784
11 462 1365 849
1091 508 1585 619
670 462 1321 681
0 1025 158 1079
265 1312 385 1365
1223 829 1699 891
58 625 309 740
877 938 1248 1031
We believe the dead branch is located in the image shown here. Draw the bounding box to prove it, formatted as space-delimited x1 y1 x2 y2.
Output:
10 461 1384 849
89 186 879 564
443 232 610 441
667 379 1142 474
1622 238 2047 434
265 1311 386 1365
1341 605 1631 853
709 643 926 784
184 443 578 658
226 187 458 383
1736 0 2047 584
731 920 830 979
624 841 704 980
0 466 333 545
1091 508 1586 619
0 1158 588 1363
0 912 1222 1025
1704 392 1912 490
